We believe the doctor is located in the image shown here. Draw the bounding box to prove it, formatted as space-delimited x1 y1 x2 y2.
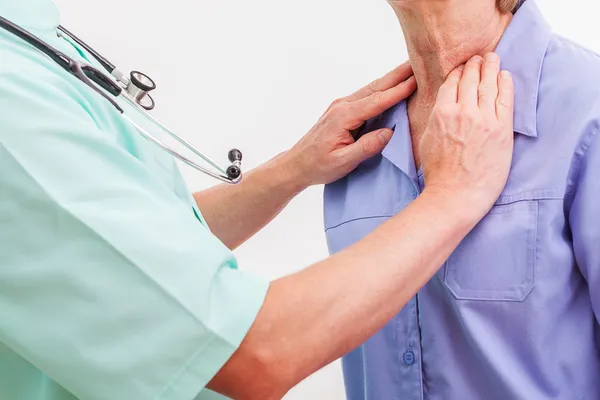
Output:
0 1 514 399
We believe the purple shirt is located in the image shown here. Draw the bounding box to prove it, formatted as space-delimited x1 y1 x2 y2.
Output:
324 1 600 399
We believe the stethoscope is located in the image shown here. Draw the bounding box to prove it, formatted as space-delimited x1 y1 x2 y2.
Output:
0 16 243 184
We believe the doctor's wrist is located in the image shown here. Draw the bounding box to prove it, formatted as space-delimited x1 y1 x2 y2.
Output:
420 186 489 229
266 151 311 195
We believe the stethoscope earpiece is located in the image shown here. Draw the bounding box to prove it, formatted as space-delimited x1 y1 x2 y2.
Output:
226 149 243 181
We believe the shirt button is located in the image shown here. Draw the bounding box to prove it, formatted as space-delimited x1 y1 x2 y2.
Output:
412 189 418 198
403 350 415 365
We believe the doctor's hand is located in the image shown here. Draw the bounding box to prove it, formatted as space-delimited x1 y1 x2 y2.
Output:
197 64 414 250
420 53 515 218
282 62 416 187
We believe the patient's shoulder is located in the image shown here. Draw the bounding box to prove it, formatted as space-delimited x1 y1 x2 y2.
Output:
549 34 600 62
535 35 600 138
542 34 600 96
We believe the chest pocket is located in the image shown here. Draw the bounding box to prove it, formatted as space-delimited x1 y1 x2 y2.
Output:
443 196 540 302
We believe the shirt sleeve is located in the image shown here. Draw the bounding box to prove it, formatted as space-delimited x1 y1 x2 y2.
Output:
569 130 600 319
0 69 269 399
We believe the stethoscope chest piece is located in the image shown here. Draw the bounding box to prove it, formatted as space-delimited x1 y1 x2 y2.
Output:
124 71 156 111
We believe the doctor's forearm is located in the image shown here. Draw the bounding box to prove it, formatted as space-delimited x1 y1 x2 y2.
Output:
193 152 306 250
208 188 482 399
208 59 513 399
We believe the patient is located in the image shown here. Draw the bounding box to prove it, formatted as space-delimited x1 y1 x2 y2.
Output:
324 0 600 399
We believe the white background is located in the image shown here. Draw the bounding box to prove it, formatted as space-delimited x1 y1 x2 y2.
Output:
51 0 600 398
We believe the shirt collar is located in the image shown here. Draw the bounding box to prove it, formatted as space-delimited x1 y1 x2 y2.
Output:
0 0 59 32
379 101 419 181
379 0 551 178
495 0 552 137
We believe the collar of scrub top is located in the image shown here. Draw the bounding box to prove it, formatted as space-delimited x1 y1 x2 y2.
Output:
0 0 59 32
374 0 551 181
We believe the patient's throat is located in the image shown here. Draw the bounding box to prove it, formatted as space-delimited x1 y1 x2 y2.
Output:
407 95 434 171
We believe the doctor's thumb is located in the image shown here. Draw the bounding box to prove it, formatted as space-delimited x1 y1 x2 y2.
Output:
345 128 394 164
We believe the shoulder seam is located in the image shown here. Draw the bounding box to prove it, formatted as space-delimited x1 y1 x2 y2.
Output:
552 34 600 59
565 128 600 198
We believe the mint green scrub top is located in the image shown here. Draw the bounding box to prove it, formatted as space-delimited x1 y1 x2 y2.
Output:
0 1 270 399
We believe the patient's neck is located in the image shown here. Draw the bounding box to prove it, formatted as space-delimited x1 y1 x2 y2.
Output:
391 0 513 104
389 0 512 169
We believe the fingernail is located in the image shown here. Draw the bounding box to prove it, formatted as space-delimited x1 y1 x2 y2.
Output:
500 70 512 78
470 55 483 64
457 64 465 71
378 129 393 144
485 53 499 62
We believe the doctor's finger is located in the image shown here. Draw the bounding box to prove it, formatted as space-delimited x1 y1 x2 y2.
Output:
345 76 417 127
458 56 483 107
478 53 500 111
345 62 414 102
496 70 515 127
334 128 394 168
436 66 463 104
